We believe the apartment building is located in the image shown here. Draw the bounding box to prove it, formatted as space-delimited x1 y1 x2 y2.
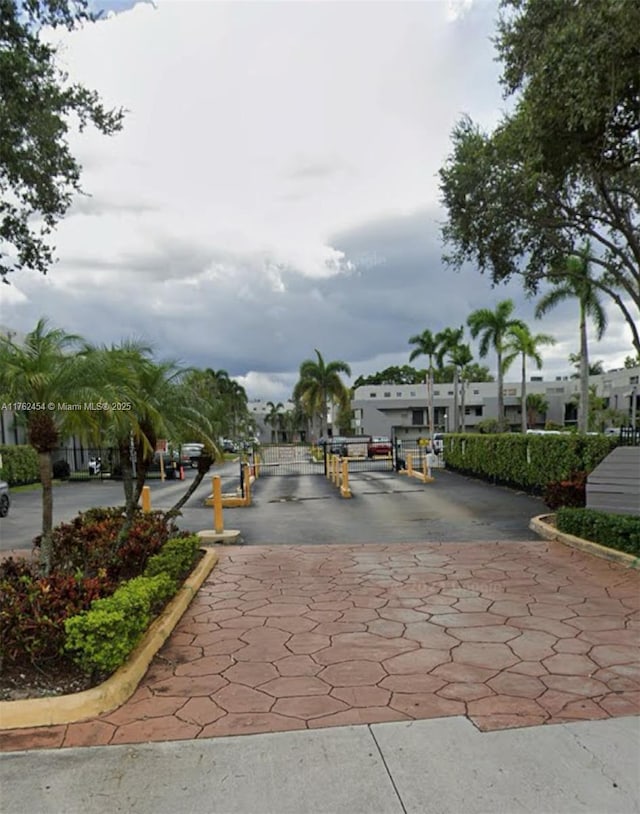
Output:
350 366 640 441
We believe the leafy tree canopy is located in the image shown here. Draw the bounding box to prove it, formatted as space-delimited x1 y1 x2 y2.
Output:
1 0 124 279
439 0 640 355
352 365 425 388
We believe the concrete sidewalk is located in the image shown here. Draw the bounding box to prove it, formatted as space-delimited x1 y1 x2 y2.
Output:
2 715 638 813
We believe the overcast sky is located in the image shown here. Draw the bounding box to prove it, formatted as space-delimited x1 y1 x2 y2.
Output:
1 0 635 402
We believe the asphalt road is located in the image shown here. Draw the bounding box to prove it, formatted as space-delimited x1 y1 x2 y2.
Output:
0 461 545 552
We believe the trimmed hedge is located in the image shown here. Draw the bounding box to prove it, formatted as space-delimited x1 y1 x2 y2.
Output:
64 534 201 675
444 433 616 492
556 508 640 557
0 444 39 486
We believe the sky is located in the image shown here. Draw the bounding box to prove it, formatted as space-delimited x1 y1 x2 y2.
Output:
1 0 636 402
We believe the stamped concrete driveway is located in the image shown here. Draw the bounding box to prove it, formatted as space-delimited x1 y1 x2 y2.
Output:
3 539 638 752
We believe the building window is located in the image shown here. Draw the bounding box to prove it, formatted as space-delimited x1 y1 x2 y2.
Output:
434 390 440 396
411 409 424 426
630 375 639 385
410 391 416 397
473 390 479 395
384 391 391 397
447 391 453 396
369 392 377 398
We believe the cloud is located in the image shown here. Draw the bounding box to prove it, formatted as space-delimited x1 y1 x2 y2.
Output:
1 0 634 404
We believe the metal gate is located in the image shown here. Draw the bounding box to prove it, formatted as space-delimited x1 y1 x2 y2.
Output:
255 443 325 476
255 439 395 477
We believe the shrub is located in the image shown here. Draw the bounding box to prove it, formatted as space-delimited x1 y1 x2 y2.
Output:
144 534 199 582
52 459 71 480
556 508 640 557
0 561 106 669
445 433 616 492
40 508 175 581
64 573 175 675
543 472 587 510
0 444 39 486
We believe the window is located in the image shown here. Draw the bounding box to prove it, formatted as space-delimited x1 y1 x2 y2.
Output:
384 391 391 397
396 392 402 397
434 390 440 396
409 390 416 397
631 375 639 385
473 390 479 395
447 390 453 396
411 409 424 426
465 406 483 416
369 392 377 398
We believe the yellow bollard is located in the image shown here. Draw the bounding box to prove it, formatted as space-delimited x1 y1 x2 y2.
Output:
244 463 251 506
407 453 413 477
212 475 224 533
141 485 151 513
341 458 351 498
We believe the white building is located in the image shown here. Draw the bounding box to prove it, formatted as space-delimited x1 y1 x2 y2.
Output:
350 366 640 441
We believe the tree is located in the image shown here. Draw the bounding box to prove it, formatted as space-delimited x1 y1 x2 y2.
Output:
624 354 640 369
352 365 425 388
293 349 351 438
265 401 284 442
525 393 549 429
467 300 526 430
568 354 605 379
0 318 100 573
439 1 640 356
450 343 474 432
502 325 556 432
435 327 465 433
1 0 124 279
433 363 493 384
535 247 607 433
408 329 440 441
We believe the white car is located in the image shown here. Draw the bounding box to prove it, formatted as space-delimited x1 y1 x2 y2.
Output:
0 480 10 517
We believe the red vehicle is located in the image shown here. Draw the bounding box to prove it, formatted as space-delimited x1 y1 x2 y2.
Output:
367 436 392 457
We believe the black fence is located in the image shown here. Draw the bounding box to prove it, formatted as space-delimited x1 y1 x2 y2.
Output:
618 426 640 446
50 447 180 481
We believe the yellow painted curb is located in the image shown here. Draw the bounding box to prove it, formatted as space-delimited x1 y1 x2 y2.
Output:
0 549 219 731
530 514 640 570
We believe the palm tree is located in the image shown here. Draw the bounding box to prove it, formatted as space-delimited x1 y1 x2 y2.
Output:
293 349 351 439
467 299 526 431
265 401 284 442
526 393 549 428
568 353 605 378
502 325 556 432
535 244 607 433
436 327 465 433
450 343 474 431
408 329 440 441
0 319 102 573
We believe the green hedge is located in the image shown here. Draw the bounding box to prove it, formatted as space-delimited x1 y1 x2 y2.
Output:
0 444 39 486
444 433 616 491
556 508 640 557
64 534 201 674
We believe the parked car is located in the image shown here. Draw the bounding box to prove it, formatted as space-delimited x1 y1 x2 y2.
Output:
432 433 444 454
0 480 10 517
150 451 179 479
221 438 238 453
368 436 392 457
319 436 349 456
179 443 205 468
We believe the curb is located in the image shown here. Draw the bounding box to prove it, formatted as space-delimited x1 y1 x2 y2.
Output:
0 548 219 731
529 514 640 569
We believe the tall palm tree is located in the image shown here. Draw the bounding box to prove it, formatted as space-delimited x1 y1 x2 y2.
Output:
502 325 556 433
265 401 284 442
467 299 526 431
436 327 465 433
450 343 474 432
293 349 351 439
0 319 101 573
535 244 607 433
408 329 439 441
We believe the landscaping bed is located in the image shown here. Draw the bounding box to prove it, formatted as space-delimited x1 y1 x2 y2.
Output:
0 508 201 702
